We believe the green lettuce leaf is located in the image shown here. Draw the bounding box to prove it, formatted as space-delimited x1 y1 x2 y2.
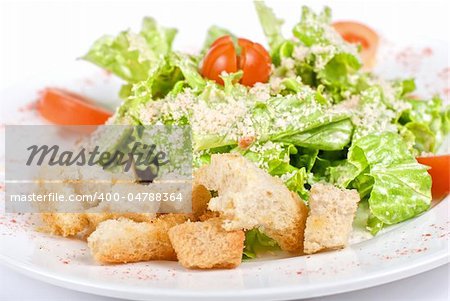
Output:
291 147 319 172
349 130 413 170
351 86 398 141
83 32 155 83
243 228 280 259
170 53 206 92
367 214 384 235
252 88 351 143
442 105 450 135
254 1 287 65
201 25 235 52
348 132 432 233
369 162 431 224
399 96 449 153
83 17 176 83
318 53 361 90
328 160 360 189
404 122 436 154
293 6 332 47
276 118 353 150
239 142 309 199
85 17 206 103
192 84 351 152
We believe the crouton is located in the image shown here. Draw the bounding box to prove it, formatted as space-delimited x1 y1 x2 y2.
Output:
192 183 219 221
84 212 156 236
168 218 244 269
303 183 360 254
192 184 212 220
87 214 188 263
38 176 91 237
41 213 89 237
197 210 220 222
195 153 308 253
84 198 157 233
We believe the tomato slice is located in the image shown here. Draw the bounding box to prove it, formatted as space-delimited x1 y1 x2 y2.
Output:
200 35 271 86
38 88 112 125
416 155 450 200
332 21 379 70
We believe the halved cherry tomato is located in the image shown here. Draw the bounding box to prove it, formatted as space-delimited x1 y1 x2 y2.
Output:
417 155 450 200
200 35 271 86
332 21 379 70
38 88 112 125
201 36 238 85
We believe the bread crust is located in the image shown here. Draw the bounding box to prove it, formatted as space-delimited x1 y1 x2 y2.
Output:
303 183 360 254
195 153 308 252
87 214 188 263
168 218 244 269
40 213 89 237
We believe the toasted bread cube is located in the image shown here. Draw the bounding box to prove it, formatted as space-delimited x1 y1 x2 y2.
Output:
41 213 89 237
303 183 360 254
195 153 308 252
84 199 157 235
168 218 244 269
192 184 212 220
87 214 187 263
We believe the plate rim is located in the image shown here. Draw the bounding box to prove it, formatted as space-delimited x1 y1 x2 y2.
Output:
0 211 448 301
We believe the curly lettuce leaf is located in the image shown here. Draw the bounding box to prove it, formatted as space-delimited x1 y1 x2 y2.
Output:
252 88 351 144
83 32 155 83
83 17 176 83
349 130 413 170
367 214 384 235
348 132 432 233
293 6 332 47
283 168 309 200
318 53 361 90
399 96 449 153
276 118 353 150
369 162 431 224
254 1 284 49
292 6 361 74
404 122 436 154
85 17 207 103
243 228 279 259
351 87 398 141
192 84 351 152
139 17 177 54
442 105 450 135
254 1 288 65
328 160 360 189
308 149 356 185
170 53 206 92
239 142 309 199
202 25 235 52
291 147 319 172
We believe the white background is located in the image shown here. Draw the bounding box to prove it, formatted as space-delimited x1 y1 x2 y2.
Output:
0 0 449 300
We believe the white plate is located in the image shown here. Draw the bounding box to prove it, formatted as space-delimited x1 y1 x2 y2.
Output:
0 1 449 300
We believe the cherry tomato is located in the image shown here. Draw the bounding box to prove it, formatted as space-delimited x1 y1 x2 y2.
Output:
417 155 450 200
238 38 272 86
200 35 271 86
38 88 112 125
201 36 238 85
332 21 379 70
